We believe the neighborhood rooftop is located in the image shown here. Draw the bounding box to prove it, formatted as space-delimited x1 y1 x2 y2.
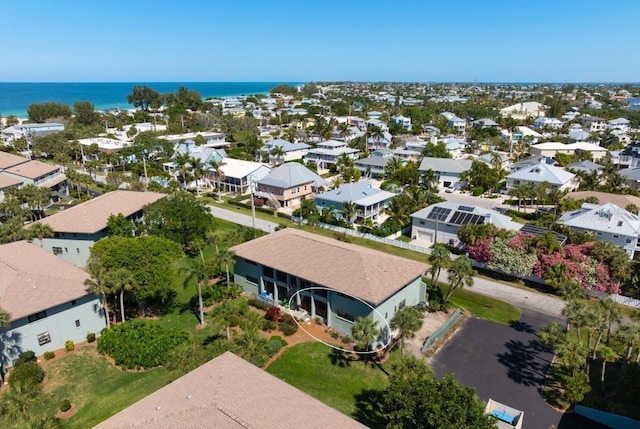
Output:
4 160 59 179
94 351 366 429
39 190 165 234
256 162 327 189
0 241 90 320
230 228 427 304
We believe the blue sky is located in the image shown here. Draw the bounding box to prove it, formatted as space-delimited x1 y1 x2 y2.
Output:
1 0 638 83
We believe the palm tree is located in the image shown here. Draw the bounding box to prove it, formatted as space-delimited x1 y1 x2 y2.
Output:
331 175 344 190
508 184 526 212
428 243 451 287
385 196 411 226
385 157 404 180
351 316 379 353
367 126 385 153
27 223 54 248
84 258 112 329
562 299 589 340
341 201 357 226
420 168 437 191
183 255 210 327
599 298 622 345
336 153 353 172
270 145 286 165
0 306 11 329
189 156 205 195
0 381 42 423
390 307 423 357
105 268 135 323
444 255 475 303
217 249 235 287
207 158 226 202
174 153 191 188
598 345 617 392
617 321 640 362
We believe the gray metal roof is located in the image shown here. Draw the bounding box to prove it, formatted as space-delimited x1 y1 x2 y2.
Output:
255 162 327 189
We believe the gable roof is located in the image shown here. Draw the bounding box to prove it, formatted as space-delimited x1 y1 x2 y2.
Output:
0 152 29 170
255 162 327 189
419 157 472 174
558 203 640 236
3 160 59 179
94 351 366 429
231 229 427 305
0 241 91 321
316 181 396 207
39 191 166 234
262 138 311 152
0 175 23 190
506 162 575 185
567 191 640 209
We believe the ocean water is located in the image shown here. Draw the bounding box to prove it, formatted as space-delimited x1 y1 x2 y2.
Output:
0 82 299 118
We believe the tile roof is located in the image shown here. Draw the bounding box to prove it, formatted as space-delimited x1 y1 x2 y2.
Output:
39 191 166 234
255 162 327 189
3 160 60 179
0 152 29 170
567 191 640 209
0 241 91 320
231 228 426 305
0 175 23 189
94 351 367 429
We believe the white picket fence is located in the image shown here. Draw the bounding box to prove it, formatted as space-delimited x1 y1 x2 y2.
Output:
586 290 640 309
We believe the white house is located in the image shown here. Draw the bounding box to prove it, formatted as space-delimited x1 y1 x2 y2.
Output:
259 138 311 164
533 117 564 130
506 160 578 192
392 115 412 131
608 118 630 133
419 157 473 190
500 102 546 120
302 140 359 170
530 142 608 161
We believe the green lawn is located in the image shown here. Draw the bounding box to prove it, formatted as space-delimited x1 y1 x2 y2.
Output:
42 346 177 429
266 342 399 424
439 284 521 325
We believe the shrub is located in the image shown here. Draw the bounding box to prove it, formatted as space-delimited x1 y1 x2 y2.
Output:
228 314 240 327
59 399 71 412
265 306 283 322
65 340 75 352
43 351 56 360
97 320 189 369
269 335 288 347
261 319 277 331
86 333 96 343
281 322 298 336
330 330 340 339
15 351 36 366
333 231 353 243
9 361 44 386
268 340 282 356
341 335 353 344
248 298 270 311
471 186 484 196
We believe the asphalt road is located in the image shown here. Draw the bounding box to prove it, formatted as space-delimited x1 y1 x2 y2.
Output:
430 310 604 429
209 205 280 233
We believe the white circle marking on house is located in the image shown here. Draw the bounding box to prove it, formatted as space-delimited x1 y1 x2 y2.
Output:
286 286 392 355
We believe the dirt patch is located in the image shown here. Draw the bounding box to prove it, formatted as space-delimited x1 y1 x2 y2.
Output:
56 405 78 419
404 310 458 358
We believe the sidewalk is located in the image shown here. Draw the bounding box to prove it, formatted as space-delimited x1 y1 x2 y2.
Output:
209 205 279 234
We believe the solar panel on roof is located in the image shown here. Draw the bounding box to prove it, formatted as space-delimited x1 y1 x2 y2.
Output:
519 224 567 244
458 205 475 212
426 207 451 221
449 211 485 226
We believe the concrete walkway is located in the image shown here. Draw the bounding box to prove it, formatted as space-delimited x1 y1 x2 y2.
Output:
208 205 566 317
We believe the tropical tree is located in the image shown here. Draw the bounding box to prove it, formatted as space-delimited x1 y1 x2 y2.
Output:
217 249 235 287
599 298 622 345
84 258 112 329
183 256 211 326
390 307 423 357
331 175 344 190
189 156 205 195
598 345 617 392
27 223 54 248
562 299 589 339
428 243 451 287
351 316 379 353
207 158 226 202
0 307 10 329
341 201 357 226
444 255 475 303
173 153 191 188
420 168 437 191
0 381 42 424
104 268 135 323
270 145 286 165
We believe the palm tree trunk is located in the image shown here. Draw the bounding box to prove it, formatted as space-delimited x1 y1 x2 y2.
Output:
226 263 230 287
601 360 607 392
197 281 205 326
217 177 222 203
102 292 110 329
592 332 604 360
120 290 126 323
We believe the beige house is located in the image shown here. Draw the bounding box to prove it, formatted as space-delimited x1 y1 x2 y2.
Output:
94 351 367 429
254 162 327 208
0 153 67 198
500 102 546 120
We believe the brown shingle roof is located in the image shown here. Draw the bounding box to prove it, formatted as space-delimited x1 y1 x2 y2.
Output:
0 241 91 320
0 152 28 170
568 191 640 209
94 351 367 429
39 191 166 234
231 228 427 304
3 160 60 179
0 175 23 189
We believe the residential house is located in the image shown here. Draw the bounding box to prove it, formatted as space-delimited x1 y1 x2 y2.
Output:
510 126 543 143
0 175 22 202
533 117 563 130
254 162 327 209
568 128 591 142
302 140 359 170
315 181 396 223
568 191 640 209
94 351 367 429
441 112 466 136
231 228 427 341
529 142 608 161
259 138 311 164
608 118 630 132
1 123 65 143
367 130 393 151
580 116 607 133
0 241 106 368
620 168 640 189
442 136 466 159
392 115 412 131
158 132 228 149
419 157 473 190
557 203 640 258
393 147 422 162
566 160 604 176
617 142 640 169
77 137 130 157
37 191 166 267
422 124 441 138
1 159 68 199
217 158 271 194
472 118 499 129
499 102 546 120
411 202 522 246
505 160 579 192
355 149 395 178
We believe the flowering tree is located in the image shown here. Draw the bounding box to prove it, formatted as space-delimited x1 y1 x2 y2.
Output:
488 237 537 277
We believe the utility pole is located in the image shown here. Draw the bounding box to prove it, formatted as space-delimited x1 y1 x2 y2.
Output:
249 175 257 238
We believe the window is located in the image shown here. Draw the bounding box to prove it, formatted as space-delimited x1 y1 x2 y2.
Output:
245 259 257 266
419 220 425 225
71 300 77 306
277 271 287 283
28 311 47 323
337 310 355 322
626 238 633 244
398 299 406 310
263 266 274 278
315 289 328 298
76 248 80 254
53 247 63 256
64 247 68 253
613 235 619 239
37 332 51 346
246 275 259 285
75 319 81 328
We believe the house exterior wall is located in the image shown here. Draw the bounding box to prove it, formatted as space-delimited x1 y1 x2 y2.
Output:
506 177 579 193
411 218 461 246
233 258 425 345
565 226 638 258
38 231 105 267
434 172 463 189
0 294 105 367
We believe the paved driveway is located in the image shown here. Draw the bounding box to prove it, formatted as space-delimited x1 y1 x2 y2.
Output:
430 310 602 429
